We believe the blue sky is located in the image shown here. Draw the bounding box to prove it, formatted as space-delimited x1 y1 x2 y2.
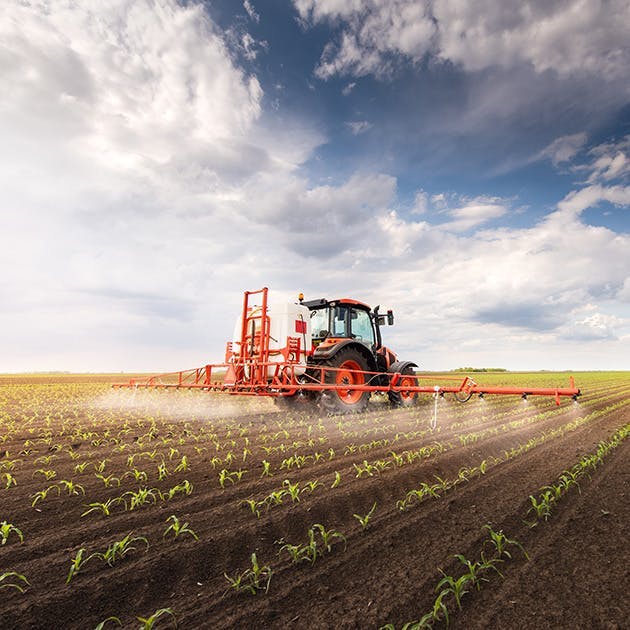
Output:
1 0 629 372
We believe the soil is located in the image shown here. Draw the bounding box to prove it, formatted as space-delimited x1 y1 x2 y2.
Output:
0 373 628 630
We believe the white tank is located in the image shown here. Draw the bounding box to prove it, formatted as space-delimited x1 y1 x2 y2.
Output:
232 301 312 377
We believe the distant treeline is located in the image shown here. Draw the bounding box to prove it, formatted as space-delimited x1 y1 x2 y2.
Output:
451 367 508 372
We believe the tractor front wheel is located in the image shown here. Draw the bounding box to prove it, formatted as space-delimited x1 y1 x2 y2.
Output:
388 361 419 407
319 348 371 414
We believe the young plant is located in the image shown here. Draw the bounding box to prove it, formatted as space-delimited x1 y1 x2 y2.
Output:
330 471 341 489
0 571 30 593
353 502 377 530
66 548 100 583
0 521 24 545
163 515 198 540
101 533 149 566
81 497 125 518
260 460 272 478
224 553 272 595
94 617 122 630
483 525 529 560
136 608 176 629
436 571 472 609
57 480 85 496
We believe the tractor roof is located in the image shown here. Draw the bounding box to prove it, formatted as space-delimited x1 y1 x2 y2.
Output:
302 297 372 311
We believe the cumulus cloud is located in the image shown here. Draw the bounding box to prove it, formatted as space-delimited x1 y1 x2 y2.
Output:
294 0 630 80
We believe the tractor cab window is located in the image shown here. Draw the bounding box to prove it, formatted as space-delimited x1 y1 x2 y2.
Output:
310 308 330 339
350 309 375 346
331 305 349 336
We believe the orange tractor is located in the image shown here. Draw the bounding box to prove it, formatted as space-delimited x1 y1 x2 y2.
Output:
114 287 580 413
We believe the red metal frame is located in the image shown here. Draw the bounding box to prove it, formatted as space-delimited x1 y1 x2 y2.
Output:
113 288 581 406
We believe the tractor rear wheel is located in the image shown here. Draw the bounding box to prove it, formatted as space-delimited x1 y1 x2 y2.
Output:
388 362 418 407
319 347 370 414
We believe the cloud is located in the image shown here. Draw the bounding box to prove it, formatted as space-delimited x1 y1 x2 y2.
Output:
584 135 630 183
441 199 508 232
294 0 630 81
243 0 260 23
562 312 627 341
538 133 588 166
556 184 630 218
345 120 372 135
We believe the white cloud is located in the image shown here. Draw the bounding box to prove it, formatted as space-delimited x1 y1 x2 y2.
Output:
294 0 630 80
556 184 630 218
411 190 428 215
345 120 372 135
243 0 260 23
442 199 507 232
538 133 588 166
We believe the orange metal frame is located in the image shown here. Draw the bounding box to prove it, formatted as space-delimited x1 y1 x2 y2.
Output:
113 288 581 406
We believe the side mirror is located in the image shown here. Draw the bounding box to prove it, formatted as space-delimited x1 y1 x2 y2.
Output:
387 310 394 325
376 315 386 326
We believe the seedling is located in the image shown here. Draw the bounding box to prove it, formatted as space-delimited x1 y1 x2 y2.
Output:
330 471 341 488
0 521 24 545
436 571 472 609
483 525 528 560
101 533 149 566
163 515 198 540
136 608 176 629
224 553 272 595
66 548 100 583
353 502 377 529
81 497 125 518
94 617 122 630
0 571 30 593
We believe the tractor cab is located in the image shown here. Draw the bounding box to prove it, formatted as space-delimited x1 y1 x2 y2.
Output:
306 299 377 350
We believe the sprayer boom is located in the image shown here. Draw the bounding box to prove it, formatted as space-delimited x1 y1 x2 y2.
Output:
113 287 581 412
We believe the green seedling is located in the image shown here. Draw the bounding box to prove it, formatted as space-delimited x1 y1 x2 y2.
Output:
57 480 85 496
0 521 24 545
81 497 125 517
94 616 122 630
101 533 149 566
436 571 472 609
66 548 100 583
224 553 272 595
0 571 30 593
353 502 377 529
3 472 17 489
483 525 529 559
136 608 176 629
330 471 341 488
163 515 198 540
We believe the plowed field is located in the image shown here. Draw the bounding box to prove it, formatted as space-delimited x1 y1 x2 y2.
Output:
0 372 628 629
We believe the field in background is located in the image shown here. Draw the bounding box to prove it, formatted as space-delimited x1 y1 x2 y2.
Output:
0 372 628 629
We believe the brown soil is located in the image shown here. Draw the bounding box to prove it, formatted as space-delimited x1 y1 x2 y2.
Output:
0 373 628 629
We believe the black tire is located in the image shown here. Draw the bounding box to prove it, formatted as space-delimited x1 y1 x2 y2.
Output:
318 347 371 414
388 361 419 407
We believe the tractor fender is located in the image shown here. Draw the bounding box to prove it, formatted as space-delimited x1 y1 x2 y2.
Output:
311 339 378 372
388 360 418 378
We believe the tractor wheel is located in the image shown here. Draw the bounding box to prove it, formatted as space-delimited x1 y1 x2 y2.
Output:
318 348 371 414
388 362 418 407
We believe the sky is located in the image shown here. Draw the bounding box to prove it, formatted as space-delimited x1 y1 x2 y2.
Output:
1 0 629 373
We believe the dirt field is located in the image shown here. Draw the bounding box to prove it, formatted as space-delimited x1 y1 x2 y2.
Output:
0 372 628 629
